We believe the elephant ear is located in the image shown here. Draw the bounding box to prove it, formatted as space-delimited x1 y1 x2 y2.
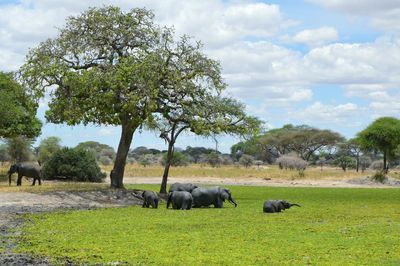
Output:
220 189 230 200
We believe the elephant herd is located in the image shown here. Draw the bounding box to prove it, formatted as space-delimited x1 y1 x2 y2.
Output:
143 182 301 213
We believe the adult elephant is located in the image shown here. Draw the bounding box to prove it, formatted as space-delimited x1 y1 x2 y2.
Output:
8 163 42 186
191 187 237 208
167 191 193 210
169 182 198 193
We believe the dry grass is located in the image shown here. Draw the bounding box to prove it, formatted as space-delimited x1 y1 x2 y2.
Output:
102 163 375 180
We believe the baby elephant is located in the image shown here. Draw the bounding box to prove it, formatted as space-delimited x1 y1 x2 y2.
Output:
167 191 193 210
142 190 159 209
263 200 300 213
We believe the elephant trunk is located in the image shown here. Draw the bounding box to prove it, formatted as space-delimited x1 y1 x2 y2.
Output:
229 196 237 207
290 203 301 207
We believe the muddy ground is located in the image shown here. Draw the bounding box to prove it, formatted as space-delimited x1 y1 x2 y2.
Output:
1 176 399 265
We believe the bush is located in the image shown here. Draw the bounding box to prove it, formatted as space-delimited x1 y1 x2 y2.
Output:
239 154 254 168
42 147 106 182
334 155 356 172
205 152 221 167
276 155 307 171
160 152 189 167
372 171 387 183
359 156 372 172
370 160 384 170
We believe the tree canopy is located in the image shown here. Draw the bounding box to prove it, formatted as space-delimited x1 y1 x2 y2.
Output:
357 117 400 172
0 71 42 138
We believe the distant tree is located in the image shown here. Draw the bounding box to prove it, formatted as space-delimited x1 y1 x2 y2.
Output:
129 146 151 160
0 71 42 139
334 155 356 172
75 141 115 163
160 152 188 167
239 154 254 168
359 156 372 172
183 146 216 163
0 144 10 164
5 137 34 163
205 152 222 168
38 136 62 165
358 117 400 173
258 125 344 161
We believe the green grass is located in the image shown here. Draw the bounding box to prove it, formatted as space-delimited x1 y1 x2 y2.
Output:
17 185 400 265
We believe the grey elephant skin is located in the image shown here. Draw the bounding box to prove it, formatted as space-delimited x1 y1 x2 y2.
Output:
169 182 198 193
142 190 159 209
8 163 42 186
167 191 193 210
191 187 237 208
263 200 300 213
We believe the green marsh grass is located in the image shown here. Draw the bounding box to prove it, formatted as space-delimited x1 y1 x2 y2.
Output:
17 185 400 265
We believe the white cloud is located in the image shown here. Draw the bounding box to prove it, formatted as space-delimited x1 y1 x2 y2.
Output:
308 0 400 32
98 127 117 136
291 27 339 47
292 102 363 125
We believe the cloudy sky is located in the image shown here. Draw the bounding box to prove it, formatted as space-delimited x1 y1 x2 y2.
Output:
1 0 399 153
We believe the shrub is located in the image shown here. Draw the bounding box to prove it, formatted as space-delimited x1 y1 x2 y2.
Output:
160 152 189 167
239 154 254 168
276 155 307 171
205 152 221 167
370 160 384 170
42 147 106 182
334 155 356 172
359 156 372 172
372 171 387 183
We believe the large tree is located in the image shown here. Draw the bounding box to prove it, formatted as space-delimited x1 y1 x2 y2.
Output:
357 117 400 173
0 72 42 138
20 7 166 188
37 136 62 165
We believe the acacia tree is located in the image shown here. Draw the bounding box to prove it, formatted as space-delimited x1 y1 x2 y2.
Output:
20 7 165 188
147 35 262 193
358 117 400 173
0 72 42 138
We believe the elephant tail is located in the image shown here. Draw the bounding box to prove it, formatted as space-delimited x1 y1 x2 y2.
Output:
290 203 301 207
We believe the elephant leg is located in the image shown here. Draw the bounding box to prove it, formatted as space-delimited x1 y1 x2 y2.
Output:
38 178 42 185
182 201 188 210
32 178 36 186
17 174 22 186
214 198 223 208
142 200 146 208
154 199 159 209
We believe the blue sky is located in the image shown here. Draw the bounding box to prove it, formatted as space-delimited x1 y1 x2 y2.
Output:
1 0 399 153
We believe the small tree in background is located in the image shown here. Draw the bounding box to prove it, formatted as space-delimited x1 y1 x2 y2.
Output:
38 136 62 165
160 152 188 167
359 156 372 172
0 144 10 164
334 155 356 172
5 137 34 163
358 117 400 173
205 152 221 168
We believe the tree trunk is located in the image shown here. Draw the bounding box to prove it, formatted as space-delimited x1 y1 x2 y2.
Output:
160 141 174 194
111 121 136 189
383 151 388 174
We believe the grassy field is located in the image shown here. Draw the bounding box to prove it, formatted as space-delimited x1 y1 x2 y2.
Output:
16 185 400 265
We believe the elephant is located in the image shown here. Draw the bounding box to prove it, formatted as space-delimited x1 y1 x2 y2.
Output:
263 200 300 213
142 190 159 209
8 163 42 186
169 182 198 193
167 191 193 210
191 187 237 208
